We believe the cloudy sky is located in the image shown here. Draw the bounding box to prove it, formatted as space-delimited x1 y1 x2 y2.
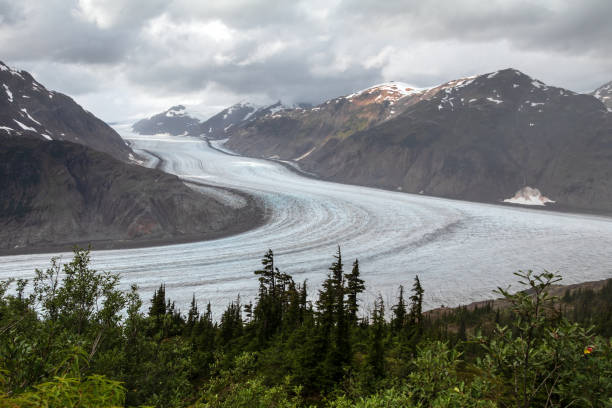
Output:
1 0 611 123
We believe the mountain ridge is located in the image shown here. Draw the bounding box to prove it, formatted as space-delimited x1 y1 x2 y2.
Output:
1 60 134 162
223 68 612 213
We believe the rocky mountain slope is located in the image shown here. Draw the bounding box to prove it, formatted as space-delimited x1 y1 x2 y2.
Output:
592 81 612 110
223 80 466 160
132 105 202 136
225 69 612 213
0 135 262 253
1 61 133 162
1 62 263 253
200 102 259 139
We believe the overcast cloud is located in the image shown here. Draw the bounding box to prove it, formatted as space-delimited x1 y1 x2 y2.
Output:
1 0 611 122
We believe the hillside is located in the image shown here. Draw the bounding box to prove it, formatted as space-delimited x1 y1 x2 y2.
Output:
1 61 134 162
225 69 612 213
0 135 263 254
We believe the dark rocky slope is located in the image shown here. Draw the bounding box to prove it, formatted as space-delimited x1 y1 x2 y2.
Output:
226 69 612 213
1 61 133 162
0 135 263 254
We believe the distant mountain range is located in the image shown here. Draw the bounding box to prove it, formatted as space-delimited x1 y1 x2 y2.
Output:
0 61 261 253
221 69 612 213
131 101 293 139
132 105 202 136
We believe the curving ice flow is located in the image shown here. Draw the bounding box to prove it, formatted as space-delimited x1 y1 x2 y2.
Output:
1 134 612 315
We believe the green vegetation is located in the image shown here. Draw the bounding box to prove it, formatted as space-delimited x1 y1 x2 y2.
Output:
0 247 610 407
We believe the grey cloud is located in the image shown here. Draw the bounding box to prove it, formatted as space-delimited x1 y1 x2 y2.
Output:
0 0 610 122
334 0 612 56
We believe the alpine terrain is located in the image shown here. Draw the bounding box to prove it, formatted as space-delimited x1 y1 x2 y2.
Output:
132 105 203 136
224 69 612 213
0 62 262 253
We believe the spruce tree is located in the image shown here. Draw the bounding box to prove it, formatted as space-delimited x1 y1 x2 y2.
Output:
345 258 365 325
185 294 199 335
367 294 386 379
409 275 424 337
392 285 407 333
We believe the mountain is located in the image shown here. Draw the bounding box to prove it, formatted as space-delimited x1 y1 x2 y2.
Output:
200 101 288 139
0 62 262 253
0 135 261 253
132 105 202 136
591 81 612 110
223 80 462 160
0 61 133 162
225 69 612 213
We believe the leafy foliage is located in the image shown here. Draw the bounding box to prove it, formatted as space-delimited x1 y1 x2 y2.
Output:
0 248 610 407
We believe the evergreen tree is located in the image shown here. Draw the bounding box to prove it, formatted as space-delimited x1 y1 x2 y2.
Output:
345 258 365 325
392 285 407 333
149 284 166 318
185 294 199 336
409 275 424 337
368 294 386 379
219 296 242 346
329 247 350 379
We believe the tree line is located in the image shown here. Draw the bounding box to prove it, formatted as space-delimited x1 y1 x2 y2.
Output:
0 247 610 407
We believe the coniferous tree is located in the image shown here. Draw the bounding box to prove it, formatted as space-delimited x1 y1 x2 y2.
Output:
185 294 199 336
368 294 386 379
409 275 424 337
345 258 365 325
149 284 166 318
392 285 407 333
219 296 242 346
329 247 350 379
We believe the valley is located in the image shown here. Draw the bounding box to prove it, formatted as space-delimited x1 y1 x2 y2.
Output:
2 134 612 315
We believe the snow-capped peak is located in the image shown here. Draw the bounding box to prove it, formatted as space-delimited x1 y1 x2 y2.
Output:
165 105 187 117
345 81 424 102
0 61 25 79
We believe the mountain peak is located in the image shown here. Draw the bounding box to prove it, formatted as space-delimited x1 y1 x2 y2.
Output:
1 61 133 161
344 81 423 104
591 80 612 110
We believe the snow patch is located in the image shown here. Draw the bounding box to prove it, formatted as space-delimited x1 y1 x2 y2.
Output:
13 119 37 132
486 97 503 104
294 146 316 161
41 133 53 141
503 187 555 206
531 80 548 90
0 126 14 133
3 84 13 102
20 108 42 125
